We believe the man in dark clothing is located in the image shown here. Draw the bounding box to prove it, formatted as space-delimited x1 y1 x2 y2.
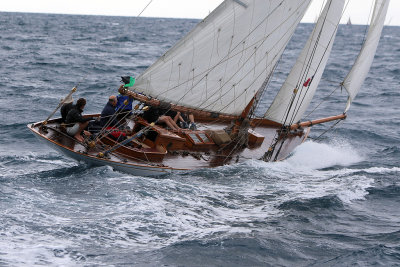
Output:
142 106 161 124
99 95 128 140
60 101 74 123
100 95 118 127
142 105 180 130
65 98 92 142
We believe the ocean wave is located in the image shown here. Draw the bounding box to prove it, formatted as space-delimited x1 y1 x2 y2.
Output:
101 36 133 43
367 185 400 199
0 152 78 179
314 244 400 266
278 195 344 211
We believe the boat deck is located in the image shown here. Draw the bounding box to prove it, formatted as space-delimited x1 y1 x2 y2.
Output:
28 114 309 175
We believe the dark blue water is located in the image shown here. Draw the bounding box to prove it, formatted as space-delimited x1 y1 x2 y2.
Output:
1 12 399 266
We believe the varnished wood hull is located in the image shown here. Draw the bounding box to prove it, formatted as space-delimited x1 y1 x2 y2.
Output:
27 114 310 177
100 136 167 162
28 123 182 177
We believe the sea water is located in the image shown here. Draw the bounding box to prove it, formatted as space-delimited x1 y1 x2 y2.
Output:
0 12 399 266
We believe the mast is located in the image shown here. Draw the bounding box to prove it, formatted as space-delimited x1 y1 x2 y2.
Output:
264 0 345 126
261 0 345 162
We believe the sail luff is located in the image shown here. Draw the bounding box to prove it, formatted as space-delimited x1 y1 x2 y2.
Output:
264 0 345 125
132 0 312 116
342 0 389 112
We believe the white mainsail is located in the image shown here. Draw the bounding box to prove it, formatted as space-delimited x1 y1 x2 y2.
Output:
342 0 389 112
264 0 345 125
133 0 312 116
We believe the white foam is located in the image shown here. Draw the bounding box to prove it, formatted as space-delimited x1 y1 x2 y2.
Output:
237 140 364 179
0 227 79 266
363 166 400 174
285 139 364 170
231 140 374 203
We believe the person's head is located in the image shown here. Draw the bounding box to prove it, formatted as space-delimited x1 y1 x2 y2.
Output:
76 98 86 110
109 95 117 107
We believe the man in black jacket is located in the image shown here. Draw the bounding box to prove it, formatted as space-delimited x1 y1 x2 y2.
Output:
60 101 73 123
65 98 92 142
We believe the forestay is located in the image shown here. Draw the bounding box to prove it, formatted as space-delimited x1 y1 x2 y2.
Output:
342 0 389 112
133 0 311 116
265 0 345 125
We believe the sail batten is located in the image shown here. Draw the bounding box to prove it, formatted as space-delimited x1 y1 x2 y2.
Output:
264 0 345 125
342 0 389 112
133 0 312 116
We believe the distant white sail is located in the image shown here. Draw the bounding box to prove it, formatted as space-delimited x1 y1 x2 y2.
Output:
265 0 345 125
343 0 389 112
133 0 311 116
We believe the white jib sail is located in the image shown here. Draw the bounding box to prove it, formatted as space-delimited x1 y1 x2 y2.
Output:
264 0 345 125
133 0 311 116
343 0 389 112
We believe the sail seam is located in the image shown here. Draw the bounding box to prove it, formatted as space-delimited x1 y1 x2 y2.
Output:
151 1 310 115
137 0 311 116
150 1 290 99
201 19 303 112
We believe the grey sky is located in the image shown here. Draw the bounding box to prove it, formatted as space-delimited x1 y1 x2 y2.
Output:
0 0 398 25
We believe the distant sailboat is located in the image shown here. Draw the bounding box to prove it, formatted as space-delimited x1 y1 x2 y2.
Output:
347 17 352 25
28 0 390 176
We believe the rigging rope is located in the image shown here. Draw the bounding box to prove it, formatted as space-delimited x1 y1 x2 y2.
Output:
287 0 351 126
262 5 334 161
311 118 343 141
303 85 341 120
98 123 154 157
361 0 375 45
137 0 153 17
115 2 346 164
125 1 308 136
93 108 132 143
286 0 334 126
248 60 278 119
47 124 156 165
262 0 350 162
143 1 309 117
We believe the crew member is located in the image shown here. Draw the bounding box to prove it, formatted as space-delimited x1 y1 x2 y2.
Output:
65 98 93 142
60 98 74 123
142 105 181 130
100 95 118 127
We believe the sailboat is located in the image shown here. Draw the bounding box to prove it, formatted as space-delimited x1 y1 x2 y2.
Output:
28 0 389 177
347 17 352 25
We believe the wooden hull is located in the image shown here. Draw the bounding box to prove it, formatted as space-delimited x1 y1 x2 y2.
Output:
28 122 183 177
100 136 167 162
27 114 310 177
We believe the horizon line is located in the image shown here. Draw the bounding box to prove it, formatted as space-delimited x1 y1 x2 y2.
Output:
1 10 398 26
